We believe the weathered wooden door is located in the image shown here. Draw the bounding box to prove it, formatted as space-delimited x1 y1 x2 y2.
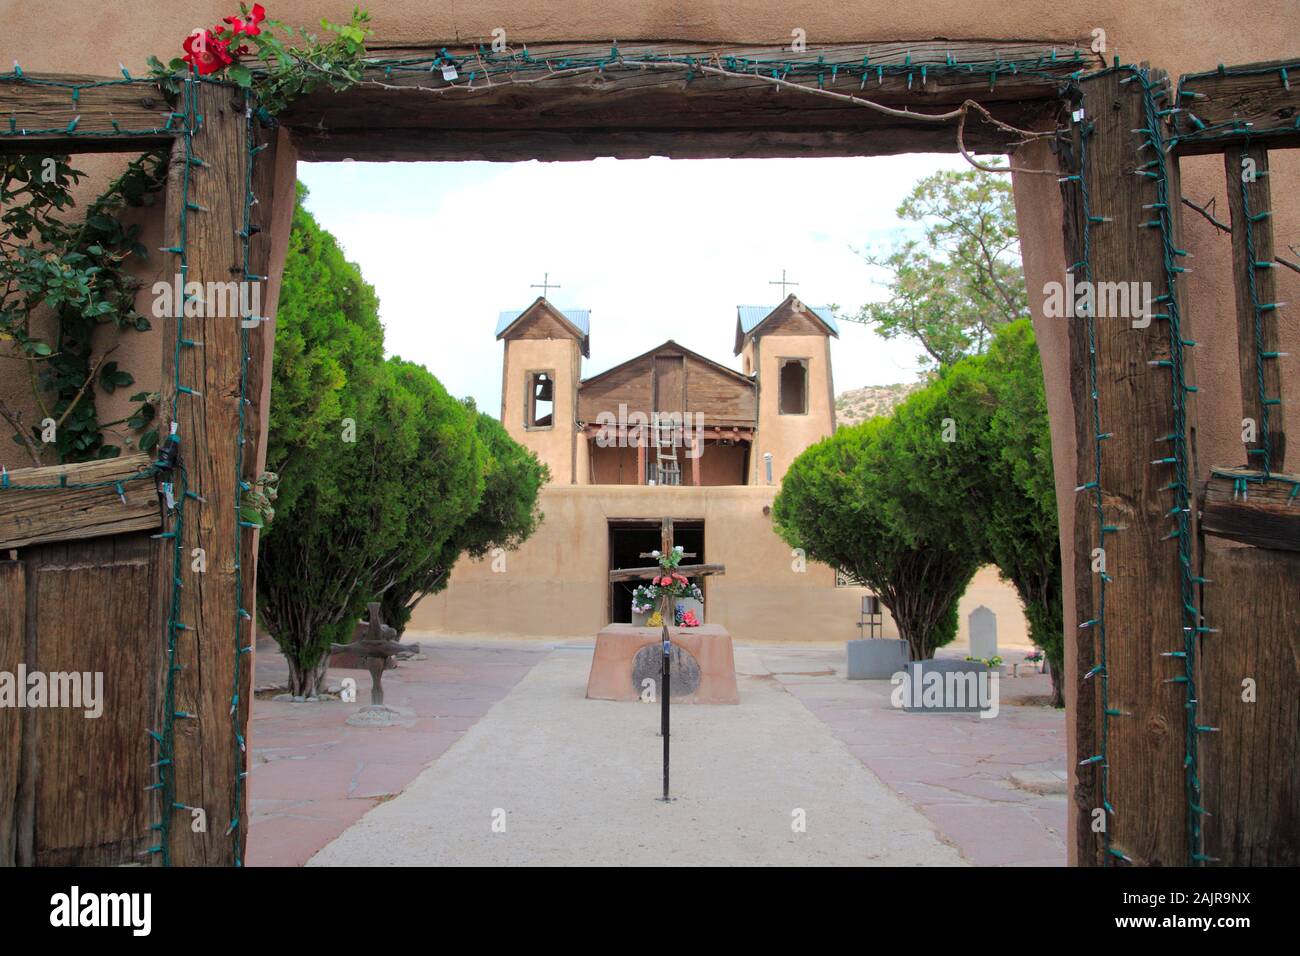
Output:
0 530 162 865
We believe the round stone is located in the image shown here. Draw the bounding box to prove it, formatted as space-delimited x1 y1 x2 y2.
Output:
632 643 701 699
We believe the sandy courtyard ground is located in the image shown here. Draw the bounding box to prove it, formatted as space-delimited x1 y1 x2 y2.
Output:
299 641 1062 866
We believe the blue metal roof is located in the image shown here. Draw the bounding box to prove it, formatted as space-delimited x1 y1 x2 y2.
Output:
736 303 839 336
495 306 590 337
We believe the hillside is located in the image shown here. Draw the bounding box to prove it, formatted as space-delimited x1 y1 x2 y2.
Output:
834 382 922 427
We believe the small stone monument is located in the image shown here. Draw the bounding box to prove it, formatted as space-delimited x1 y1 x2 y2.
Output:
331 602 420 727
846 594 910 679
968 605 997 660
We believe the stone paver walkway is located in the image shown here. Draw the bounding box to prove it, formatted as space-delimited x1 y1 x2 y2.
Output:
754 645 1067 866
246 636 545 866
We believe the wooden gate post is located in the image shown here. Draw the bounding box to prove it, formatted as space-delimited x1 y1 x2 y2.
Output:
1060 67 1200 866
156 77 262 866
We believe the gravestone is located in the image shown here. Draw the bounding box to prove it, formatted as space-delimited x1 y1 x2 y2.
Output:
900 659 997 715
968 605 997 660
846 639 910 679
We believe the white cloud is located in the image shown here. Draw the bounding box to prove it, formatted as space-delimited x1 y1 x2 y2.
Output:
296 153 967 416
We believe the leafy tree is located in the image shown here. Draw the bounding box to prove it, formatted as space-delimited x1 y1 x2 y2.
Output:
949 322 1064 706
259 357 483 695
773 412 981 662
847 168 1028 370
380 406 549 635
263 181 384 513
257 187 484 695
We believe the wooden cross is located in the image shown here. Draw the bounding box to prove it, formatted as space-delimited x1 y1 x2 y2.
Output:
530 271 560 297
608 517 726 624
769 268 798 297
330 602 419 707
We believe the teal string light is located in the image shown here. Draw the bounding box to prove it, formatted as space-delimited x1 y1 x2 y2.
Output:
1131 66 1206 866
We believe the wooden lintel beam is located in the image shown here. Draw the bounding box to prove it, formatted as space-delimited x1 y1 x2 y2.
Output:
1172 59 1300 155
0 454 159 550
1200 469 1300 552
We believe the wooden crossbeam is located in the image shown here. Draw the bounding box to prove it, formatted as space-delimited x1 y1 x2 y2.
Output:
1200 468 1300 552
608 563 724 584
0 73 177 154
0 454 159 550
1172 59 1300 155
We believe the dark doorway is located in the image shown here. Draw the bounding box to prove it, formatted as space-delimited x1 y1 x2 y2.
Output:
608 520 704 623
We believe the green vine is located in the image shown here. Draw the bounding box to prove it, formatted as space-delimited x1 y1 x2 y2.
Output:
1 5 372 469
1 151 166 464
147 5 372 117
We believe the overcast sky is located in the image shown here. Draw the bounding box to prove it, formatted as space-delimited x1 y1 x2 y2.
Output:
297 153 968 417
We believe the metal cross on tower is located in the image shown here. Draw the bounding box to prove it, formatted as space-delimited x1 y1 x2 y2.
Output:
530 272 561 297
769 269 798 298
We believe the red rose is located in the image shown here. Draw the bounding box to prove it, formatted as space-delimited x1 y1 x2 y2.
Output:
225 4 267 36
182 29 235 75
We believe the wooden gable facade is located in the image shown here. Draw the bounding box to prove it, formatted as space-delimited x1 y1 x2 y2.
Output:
577 341 756 486
577 340 756 428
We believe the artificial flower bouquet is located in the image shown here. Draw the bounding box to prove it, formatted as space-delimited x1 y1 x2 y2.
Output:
631 544 704 621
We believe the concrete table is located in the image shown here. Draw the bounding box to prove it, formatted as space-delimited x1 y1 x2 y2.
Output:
586 623 739 704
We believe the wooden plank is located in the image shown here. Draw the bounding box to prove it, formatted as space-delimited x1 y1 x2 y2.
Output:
1201 469 1300 551
0 74 176 154
0 560 23 866
1223 146 1286 472
157 79 250 866
1173 60 1300 155
1198 540 1300 865
1068 69 1196 865
653 355 685 415
30 534 159 866
0 454 158 550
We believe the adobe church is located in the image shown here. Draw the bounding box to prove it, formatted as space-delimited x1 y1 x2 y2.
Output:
408 294 1024 643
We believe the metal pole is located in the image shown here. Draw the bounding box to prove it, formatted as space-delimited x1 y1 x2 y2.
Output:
661 622 670 801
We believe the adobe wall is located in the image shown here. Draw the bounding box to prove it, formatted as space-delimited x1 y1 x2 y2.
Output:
407 482 1030 647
